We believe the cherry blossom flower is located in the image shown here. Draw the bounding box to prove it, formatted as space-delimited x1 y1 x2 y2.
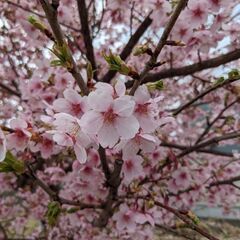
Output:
133 85 158 132
173 167 192 188
186 0 209 27
50 113 92 163
115 132 158 159
6 119 31 151
122 155 144 184
53 89 88 118
112 204 136 232
80 89 139 148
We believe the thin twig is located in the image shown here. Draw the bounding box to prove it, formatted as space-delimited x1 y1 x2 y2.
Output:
195 98 239 144
39 0 89 95
129 0 188 95
173 76 240 115
101 13 153 83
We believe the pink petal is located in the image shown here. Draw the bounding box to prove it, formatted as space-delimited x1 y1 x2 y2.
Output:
134 85 150 104
53 98 71 113
74 143 87 164
115 80 126 96
53 133 73 146
0 130 6 162
115 116 139 139
88 91 113 112
113 96 135 117
98 123 119 148
10 119 28 129
137 115 157 132
63 89 82 104
80 111 104 134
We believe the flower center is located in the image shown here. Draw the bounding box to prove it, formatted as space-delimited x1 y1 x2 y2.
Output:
135 103 149 115
71 103 82 116
103 108 117 123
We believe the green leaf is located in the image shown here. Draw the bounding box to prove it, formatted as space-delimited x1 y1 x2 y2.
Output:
0 151 25 174
46 201 61 227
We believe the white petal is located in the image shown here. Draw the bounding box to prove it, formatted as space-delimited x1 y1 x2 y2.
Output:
53 98 71 113
115 80 126 97
94 82 114 94
113 96 135 117
63 89 82 104
10 119 28 129
115 116 139 139
137 115 157 132
88 91 113 112
74 143 87 164
98 123 119 148
134 85 150 104
80 111 104 134
0 130 6 162
53 133 73 146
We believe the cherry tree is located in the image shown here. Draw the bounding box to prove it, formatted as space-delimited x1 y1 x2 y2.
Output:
0 0 240 239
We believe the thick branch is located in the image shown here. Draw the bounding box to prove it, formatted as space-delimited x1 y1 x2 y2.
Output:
142 48 240 83
177 132 240 158
209 175 240 187
93 159 123 227
76 0 98 80
98 146 111 181
129 0 188 95
160 142 234 157
101 14 152 83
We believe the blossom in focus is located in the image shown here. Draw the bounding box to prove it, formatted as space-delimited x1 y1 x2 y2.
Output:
50 113 92 163
80 84 139 148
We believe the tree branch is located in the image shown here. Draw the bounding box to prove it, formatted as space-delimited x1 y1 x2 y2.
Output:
129 0 188 95
154 200 220 240
142 48 240 83
195 98 239 144
173 75 240 115
5 0 79 31
177 131 240 158
0 81 21 97
76 0 98 80
39 0 89 95
160 141 235 157
101 14 153 83
93 159 123 227
27 164 100 209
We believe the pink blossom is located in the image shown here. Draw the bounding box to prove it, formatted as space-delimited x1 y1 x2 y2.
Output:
169 167 192 192
133 85 158 132
122 155 144 183
50 113 92 163
186 0 209 27
80 89 139 148
53 89 88 118
113 204 136 232
7 119 31 151
115 133 158 158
